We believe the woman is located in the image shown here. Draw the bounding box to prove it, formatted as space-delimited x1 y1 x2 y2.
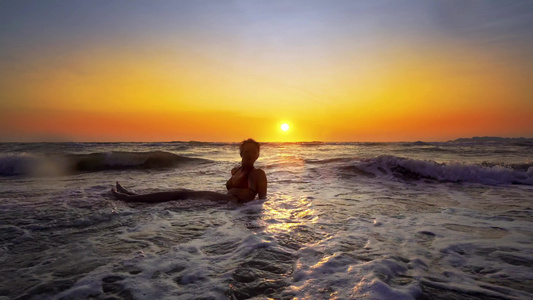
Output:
111 139 267 203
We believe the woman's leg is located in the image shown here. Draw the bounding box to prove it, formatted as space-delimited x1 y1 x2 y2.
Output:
116 182 137 195
111 188 236 203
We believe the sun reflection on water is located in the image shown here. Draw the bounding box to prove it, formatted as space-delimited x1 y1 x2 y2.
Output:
262 193 317 235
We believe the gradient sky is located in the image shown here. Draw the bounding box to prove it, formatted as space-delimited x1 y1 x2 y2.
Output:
1 0 532 142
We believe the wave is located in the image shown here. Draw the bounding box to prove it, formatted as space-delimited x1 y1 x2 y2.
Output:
449 136 533 143
305 157 355 164
343 155 533 185
0 151 208 176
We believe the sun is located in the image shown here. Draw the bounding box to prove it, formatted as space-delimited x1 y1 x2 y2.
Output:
281 123 290 131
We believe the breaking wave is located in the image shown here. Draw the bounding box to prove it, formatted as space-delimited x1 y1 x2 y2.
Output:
0 151 208 176
343 155 533 185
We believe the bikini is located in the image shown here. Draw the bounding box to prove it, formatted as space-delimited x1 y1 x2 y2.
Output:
226 166 256 194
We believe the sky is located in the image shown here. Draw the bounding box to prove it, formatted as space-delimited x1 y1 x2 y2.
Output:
1 0 532 142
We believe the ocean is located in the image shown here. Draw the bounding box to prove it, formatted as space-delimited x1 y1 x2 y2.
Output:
0 140 532 299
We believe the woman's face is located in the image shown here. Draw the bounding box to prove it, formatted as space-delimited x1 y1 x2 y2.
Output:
241 143 259 165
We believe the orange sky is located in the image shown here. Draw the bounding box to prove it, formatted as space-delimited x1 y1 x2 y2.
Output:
1 1 532 142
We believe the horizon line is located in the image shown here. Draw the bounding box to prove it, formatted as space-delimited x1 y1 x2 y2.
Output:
1 136 532 144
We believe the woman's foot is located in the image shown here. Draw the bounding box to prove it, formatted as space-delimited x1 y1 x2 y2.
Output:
116 182 137 195
111 188 130 200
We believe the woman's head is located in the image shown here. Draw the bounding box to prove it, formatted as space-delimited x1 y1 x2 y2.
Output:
240 138 260 165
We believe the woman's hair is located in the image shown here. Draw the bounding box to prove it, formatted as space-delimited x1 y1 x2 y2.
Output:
240 138 260 155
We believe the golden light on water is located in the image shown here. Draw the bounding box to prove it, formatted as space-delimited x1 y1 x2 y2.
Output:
263 194 317 235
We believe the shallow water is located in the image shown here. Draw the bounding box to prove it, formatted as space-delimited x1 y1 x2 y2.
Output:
0 141 532 299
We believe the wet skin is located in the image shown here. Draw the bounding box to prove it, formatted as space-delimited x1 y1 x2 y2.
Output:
112 142 267 203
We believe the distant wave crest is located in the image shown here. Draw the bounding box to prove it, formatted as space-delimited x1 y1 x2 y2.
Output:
0 151 207 176
345 155 533 185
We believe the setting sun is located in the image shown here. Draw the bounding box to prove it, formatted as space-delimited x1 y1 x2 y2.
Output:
0 1 532 143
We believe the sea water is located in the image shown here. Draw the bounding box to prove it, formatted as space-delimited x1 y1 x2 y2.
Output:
0 140 532 299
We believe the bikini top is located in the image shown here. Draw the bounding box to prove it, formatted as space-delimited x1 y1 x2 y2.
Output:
226 166 255 192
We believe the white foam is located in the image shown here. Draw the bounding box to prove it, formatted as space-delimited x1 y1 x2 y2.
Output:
354 155 533 185
2 142 532 299
286 252 420 299
0 153 63 176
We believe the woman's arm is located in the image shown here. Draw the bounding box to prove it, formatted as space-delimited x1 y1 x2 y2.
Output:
254 169 267 199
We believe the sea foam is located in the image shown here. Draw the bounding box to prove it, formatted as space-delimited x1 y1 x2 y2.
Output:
347 155 533 185
0 151 207 176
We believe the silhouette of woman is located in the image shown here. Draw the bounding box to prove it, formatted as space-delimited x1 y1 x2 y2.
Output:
111 139 267 203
